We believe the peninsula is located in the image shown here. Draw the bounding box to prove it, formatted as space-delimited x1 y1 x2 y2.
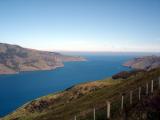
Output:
123 56 160 70
0 43 86 74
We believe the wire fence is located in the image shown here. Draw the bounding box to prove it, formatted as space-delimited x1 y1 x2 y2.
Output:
72 77 160 120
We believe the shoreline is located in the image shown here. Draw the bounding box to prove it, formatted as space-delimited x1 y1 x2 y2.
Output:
3 68 160 120
0 60 88 75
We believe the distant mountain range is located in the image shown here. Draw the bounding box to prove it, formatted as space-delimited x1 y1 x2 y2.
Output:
0 43 86 74
123 56 160 70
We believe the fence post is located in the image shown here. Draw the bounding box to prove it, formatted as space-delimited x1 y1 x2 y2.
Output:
130 91 133 105
138 87 141 101
151 80 154 93
121 95 124 110
93 108 95 120
159 77 160 89
74 115 77 120
146 82 148 95
107 101 111 119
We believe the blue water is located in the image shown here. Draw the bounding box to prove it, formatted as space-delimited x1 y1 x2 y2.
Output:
0 55 134 117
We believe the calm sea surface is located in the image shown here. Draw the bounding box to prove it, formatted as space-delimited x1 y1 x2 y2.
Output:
0 55 134 117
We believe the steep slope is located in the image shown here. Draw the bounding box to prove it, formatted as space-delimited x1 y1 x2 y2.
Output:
2 68 160 120
0 43 86 74
123 56 160 70
126 90 160 120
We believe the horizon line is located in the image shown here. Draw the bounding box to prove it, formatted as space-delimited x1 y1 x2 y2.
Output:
1 42 160 53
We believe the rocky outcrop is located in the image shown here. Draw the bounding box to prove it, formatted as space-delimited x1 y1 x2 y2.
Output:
123 56 160 70
0 43 86 74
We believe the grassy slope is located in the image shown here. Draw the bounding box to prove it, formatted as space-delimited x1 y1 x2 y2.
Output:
2 68 160 120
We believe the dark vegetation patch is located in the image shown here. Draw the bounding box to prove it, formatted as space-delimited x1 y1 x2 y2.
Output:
112 69 145 79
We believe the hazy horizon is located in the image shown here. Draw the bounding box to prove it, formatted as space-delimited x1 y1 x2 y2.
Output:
1 42 160 56
0 0 160 52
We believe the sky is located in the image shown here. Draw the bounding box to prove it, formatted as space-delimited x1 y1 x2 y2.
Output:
0 0 160 52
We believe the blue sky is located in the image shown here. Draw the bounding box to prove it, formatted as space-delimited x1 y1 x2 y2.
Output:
0 0 160 52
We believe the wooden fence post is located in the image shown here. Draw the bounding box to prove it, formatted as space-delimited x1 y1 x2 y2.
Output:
151 80 153 93
74 115 77 120
130 91 133 105
121 95 124 110
146 82 148 95
159 77 160 89
107 101 111 119
138 87 141 101
93 108 96 120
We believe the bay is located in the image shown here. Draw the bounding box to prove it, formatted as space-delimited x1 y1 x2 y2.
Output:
0 55 133 117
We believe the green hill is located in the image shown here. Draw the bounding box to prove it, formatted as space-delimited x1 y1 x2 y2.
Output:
2 68 160 120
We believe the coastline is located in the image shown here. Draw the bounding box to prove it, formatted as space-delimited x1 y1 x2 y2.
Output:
0 55 131 118
3 68 160 120
0 60 87 75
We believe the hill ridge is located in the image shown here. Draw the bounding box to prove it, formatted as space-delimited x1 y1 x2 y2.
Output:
0 43 86 74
